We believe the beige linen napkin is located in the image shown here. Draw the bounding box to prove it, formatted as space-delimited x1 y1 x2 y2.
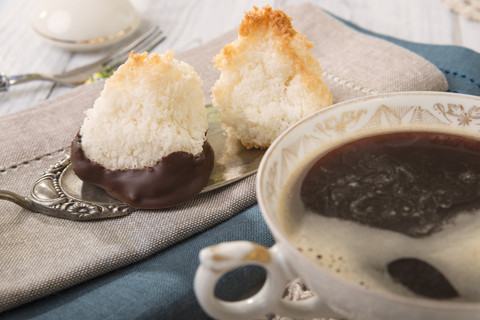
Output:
0 3 446 312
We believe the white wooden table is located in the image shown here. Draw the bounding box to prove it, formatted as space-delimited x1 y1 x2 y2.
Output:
1 0 479 117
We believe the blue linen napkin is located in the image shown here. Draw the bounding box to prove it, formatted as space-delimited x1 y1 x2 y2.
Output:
2 14 480 320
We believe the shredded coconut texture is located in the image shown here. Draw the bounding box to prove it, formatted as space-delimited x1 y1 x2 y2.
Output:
212 5 332 149
80 51 207 170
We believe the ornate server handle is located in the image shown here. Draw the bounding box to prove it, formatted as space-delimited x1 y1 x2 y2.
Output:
0 157 134 221
0 190 35 211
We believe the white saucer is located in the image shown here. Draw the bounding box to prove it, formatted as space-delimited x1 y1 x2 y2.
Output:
31 0 140 52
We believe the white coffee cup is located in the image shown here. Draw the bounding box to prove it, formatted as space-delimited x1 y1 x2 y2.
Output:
194 91 480 320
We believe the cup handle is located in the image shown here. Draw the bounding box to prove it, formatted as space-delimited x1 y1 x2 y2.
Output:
194 241 341 320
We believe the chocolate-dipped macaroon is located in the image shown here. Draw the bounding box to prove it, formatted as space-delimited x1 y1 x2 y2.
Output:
71 51 214 209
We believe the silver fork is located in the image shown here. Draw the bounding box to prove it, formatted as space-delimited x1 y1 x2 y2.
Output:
0 26 166 91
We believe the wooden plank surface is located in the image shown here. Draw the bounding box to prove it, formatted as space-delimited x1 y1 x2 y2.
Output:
0 0 479 116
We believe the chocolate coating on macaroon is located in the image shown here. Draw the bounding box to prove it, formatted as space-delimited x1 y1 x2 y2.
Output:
70 134 214 209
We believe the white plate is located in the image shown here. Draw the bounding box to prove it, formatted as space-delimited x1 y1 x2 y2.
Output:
31 0 140 51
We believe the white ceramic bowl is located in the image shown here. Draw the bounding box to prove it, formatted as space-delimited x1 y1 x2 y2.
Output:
31 0 140 51
195 91 480 320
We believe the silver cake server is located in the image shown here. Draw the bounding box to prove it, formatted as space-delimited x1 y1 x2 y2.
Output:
0 105 265 220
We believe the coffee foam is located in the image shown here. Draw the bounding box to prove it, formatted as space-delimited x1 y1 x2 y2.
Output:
278 126 480 301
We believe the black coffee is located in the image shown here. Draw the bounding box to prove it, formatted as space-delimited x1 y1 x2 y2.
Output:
279 129 480 301
301 131 480 237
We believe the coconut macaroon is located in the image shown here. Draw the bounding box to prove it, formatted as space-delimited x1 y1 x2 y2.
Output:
71 51 214 209
212 6 332 149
